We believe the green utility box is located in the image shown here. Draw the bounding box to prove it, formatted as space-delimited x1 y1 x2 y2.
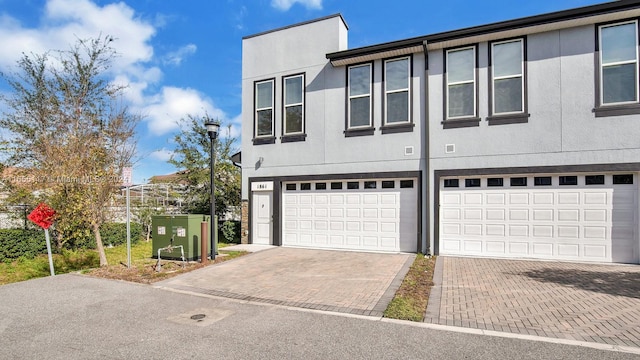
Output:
152 214 216 260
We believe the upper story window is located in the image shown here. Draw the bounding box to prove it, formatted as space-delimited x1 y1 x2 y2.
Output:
384 57 410 125
491 39 525 115
600 21 638 105
348 63 373 130
446 46 477 120
254 79 274 142
596 20 640 117
283 73 305 140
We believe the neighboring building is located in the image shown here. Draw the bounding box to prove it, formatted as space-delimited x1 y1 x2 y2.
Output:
241 0 640 264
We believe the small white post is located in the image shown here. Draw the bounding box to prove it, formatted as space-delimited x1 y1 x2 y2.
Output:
44 229 55 276
126 186 131 269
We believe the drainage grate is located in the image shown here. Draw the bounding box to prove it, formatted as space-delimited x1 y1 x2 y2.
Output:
190 314 206 321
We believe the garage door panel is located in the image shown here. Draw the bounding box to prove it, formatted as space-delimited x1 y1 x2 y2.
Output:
509 225 529 237
283 179 418 252
464 208 482 220
533 209 554 221
533 193 554 205
532 243 553 256
558 192 580 205
486 241 506 254
486 209 505 220
557 209 579 222
584 245 607 258
557 225 580 238
440 173 638 263
464 224 482 236
486 193 506 205
509 242 529 254
486 224 505 236
464 241 482 252
558 244 580 257
509 193 529 205
464 193 483 205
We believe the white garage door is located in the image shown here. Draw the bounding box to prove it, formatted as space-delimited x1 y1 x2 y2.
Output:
439 173 638 263
283 179 418 252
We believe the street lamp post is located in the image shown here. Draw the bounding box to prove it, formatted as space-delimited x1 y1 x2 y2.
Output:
205 121 220 260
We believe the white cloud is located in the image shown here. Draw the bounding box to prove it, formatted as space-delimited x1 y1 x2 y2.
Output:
143 87 226 136
0 0 155 73
149 148 174 162
0 0 231 147
163 44 197 66
271 0 322 11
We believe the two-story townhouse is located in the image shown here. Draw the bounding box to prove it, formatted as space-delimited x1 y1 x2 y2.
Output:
241 0 640 264
241 15 424 253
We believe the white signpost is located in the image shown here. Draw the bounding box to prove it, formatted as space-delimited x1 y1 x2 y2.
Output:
122 167 133 268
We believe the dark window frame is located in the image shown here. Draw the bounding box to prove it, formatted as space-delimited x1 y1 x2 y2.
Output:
534 176 552 186
487 178 504 187
382 180 395 188
253 78 276 145
559 176 578 186
594 19 640 117
465 178 481 187
487 37 531 126
400 180 414 188
345 62 375 136
381 55 413 133
281 72 307 143
443 44 481 129
585 175 605 185
510 177 527 187
347 181 360 189
443 179 459 188
613 174 634 184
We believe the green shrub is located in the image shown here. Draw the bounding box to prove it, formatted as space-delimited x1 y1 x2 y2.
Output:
0 223 143 260
0 229 47 262
100 222 143 247
219 221 240 244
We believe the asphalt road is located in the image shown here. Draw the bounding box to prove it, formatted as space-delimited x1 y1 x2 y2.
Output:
0 274 637 360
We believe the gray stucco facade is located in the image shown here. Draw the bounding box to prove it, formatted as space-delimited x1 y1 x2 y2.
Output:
242 1 640 263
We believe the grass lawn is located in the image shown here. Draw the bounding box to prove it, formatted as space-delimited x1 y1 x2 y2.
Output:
383 254 436 322
0 240 245 286
0 249 99 285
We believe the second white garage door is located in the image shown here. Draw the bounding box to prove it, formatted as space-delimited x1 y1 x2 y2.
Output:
282 178 418 252
439 173 638 263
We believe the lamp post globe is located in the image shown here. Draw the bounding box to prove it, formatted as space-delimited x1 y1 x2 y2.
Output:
204 121 220 260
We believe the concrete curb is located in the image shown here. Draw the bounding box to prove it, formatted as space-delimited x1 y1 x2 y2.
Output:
423 255 443 322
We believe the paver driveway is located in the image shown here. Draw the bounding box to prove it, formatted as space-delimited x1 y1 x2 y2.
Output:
425 256 640 348
156 247 413 317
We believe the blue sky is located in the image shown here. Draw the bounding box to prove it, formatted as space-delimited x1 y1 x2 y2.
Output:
0 0 605 183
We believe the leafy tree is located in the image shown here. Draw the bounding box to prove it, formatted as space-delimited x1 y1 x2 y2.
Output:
0 36 139 266
168 115 240 218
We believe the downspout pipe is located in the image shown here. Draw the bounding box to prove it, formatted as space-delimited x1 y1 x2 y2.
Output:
422 39 431 256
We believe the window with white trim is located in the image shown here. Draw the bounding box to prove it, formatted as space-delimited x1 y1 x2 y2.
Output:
599 21 639 106
446 46 476 119
348 63 372 128
384 57 410 124
491 39 524 114
255 79 274 138
283 74 304 135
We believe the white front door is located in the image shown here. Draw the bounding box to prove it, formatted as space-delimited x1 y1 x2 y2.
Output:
252 192 272 245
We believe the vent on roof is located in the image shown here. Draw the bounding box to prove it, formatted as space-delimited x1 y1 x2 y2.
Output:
445 144 455 153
